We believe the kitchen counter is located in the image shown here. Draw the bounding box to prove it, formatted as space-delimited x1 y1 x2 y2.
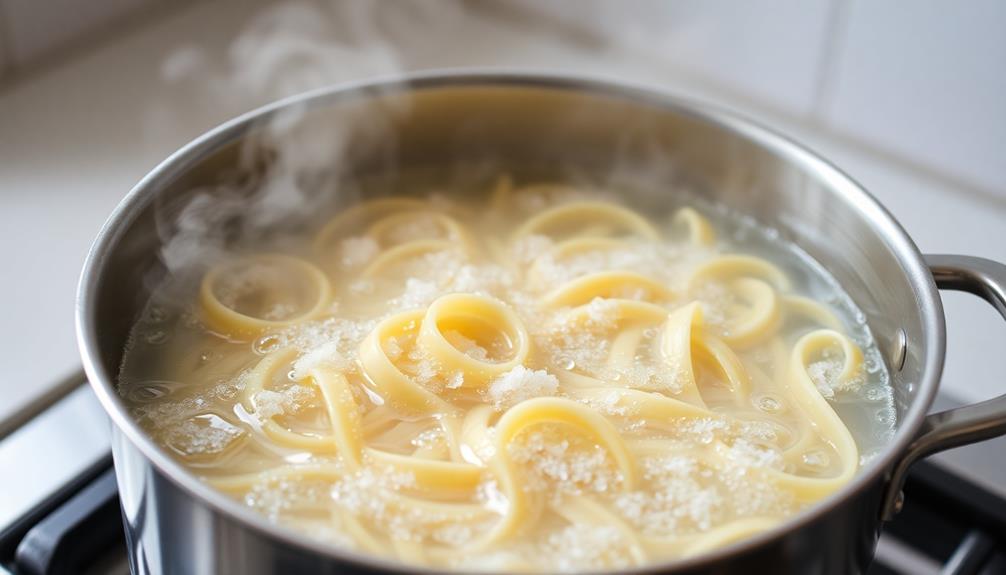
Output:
1 0 1004 425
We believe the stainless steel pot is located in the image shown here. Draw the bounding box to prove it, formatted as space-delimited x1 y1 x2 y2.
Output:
76 72 1006 574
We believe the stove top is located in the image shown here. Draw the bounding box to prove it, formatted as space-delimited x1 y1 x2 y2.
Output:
2 377 1004 575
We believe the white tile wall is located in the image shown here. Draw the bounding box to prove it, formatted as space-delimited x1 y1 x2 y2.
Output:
0 0 154 67
5 1 1003 202
0 0 1002 416
515 0 836 118
822 0 1006 198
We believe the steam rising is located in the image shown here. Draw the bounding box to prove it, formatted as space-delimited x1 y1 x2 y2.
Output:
153 0 433 277
146 0 674 283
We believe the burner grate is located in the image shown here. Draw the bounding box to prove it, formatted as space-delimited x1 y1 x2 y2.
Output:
869 462 1006 575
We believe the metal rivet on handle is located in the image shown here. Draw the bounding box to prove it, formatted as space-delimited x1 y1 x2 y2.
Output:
891 329 907 372
893 490 905 514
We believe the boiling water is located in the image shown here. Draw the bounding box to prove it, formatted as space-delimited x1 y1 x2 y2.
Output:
119 176 895 571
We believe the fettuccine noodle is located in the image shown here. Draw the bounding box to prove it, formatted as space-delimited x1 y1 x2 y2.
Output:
119 178 893 572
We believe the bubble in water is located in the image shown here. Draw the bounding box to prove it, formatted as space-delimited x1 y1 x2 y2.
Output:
864 351 882 374
864 386 887 402
144 330 169 345
754 394 783 413
199 350 221 365
145 305 169 324
165 413 245 458
876 407 896 426
254 334 282 355
127 381 178 403
560 358 576 371
287 369 298 381
802 449 830 469
873 426 896 443
182 311 202 329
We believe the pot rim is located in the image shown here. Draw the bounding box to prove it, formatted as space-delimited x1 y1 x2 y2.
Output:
76 69 946 574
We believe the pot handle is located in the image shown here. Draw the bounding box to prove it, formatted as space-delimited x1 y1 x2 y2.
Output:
880 254 1006 520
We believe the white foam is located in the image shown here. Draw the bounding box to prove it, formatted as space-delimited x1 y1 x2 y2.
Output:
509 430 618 494
340 236 380 267
164 413 245 457
488 366 559 410
292 341 350 380
254 384 314 419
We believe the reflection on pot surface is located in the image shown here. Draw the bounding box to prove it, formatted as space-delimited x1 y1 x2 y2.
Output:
78 73 1006 575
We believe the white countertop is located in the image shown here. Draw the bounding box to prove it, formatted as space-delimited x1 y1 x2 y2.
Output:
1 0 1004 424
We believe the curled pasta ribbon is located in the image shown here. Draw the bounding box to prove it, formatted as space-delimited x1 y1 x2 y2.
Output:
210 463 491 525
313 197 429 253
512 201 660 242
360 239 461 279
541 236 628 261
240 348 338 452
607 325 649 372
366 449 483 499
459 405 495 465
313 366 365 469
358 310 456 418
672 207 716 246
783 294 844 331
200 255 332 338
643 517 781 558
239 350 363 469
205 463 344 493
367 211 467 245
686 255 787 348
542 271 673 308
660 303 708 406
561 298 669 327
525 236 629 287
566 387 711 421
480 397 637 547
241 348 482 497
418 294 530 388
660 303 754 406
552 495 648 566
765 329 861 501
695 334 752 402
718 277 782 349
688 255 792 292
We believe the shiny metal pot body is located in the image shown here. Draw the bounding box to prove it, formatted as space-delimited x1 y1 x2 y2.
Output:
77 73 1006 575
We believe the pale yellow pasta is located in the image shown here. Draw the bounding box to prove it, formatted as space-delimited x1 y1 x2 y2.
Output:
672 207 717 247
200 254 332 337
120 181 890 572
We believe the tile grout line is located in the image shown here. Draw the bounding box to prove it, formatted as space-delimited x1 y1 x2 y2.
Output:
627 47 1006 213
